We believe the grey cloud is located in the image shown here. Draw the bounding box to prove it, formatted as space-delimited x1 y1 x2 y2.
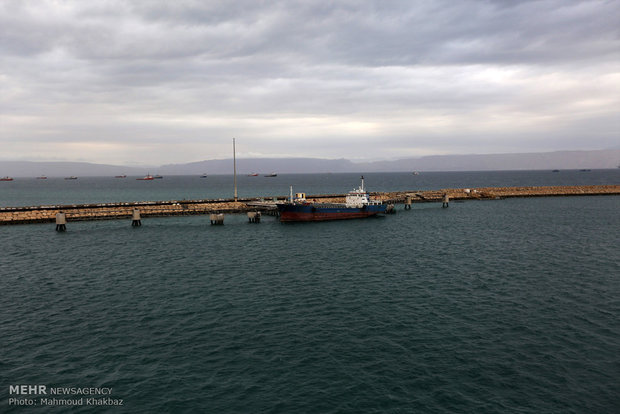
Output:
4 0 618 65
1 0 618 164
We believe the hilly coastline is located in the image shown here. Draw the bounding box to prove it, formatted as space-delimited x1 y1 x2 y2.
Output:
2 149 619 177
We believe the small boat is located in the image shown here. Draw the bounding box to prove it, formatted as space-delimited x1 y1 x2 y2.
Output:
36 175 47 179
200 174 208 178
277 176 388 222
64 176 78 180
153 174 163 179
115 174 127 178
0 176 14 181
137 174 154 181
248 173 259 177
264 172 277 177
552 169 559 172
579 169 591 172
412 171 420 175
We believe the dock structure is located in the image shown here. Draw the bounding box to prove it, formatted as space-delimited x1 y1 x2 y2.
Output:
131 209 142 227
377 185 620 205
210 213 225 225
247 211 261 223
55 212 67 231
0 185 618 226
442 194 450 208
404 195 412 210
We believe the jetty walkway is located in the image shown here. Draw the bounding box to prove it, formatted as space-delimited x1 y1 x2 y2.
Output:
1 185 618 225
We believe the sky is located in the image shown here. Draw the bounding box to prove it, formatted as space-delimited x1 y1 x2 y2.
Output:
1 0 619 165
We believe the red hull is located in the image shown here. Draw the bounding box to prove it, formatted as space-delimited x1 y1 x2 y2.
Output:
279 211 380 222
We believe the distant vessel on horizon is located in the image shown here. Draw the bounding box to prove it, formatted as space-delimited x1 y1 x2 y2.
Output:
1 176 14 181
115 174 127 178
153 174 163 179
248 173 259 176
200 174 208 178
36 175 47 179
64 176 78 180
137 174 154 181
264 172 277 177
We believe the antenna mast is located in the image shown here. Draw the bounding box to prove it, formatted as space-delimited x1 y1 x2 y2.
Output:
233 138 237 201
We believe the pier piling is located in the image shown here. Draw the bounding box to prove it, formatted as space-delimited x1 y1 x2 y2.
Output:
55 212 67 231
247 211 261 223
131 209 142 227
442 194 450 208
210 213 225 225
404 195 412 210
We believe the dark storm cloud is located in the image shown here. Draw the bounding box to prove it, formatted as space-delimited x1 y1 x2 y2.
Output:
0 0 618 163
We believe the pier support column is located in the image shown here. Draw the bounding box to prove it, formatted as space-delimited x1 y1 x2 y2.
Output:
55 212 67 232
404 195 412 210
131 209 142 227
442 194 450 208
247 211 261 223
210 213 225 225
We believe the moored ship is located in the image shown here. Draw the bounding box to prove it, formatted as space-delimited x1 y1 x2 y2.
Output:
277 176 388 222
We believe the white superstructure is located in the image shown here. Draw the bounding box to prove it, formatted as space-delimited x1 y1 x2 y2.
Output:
345 176 381 207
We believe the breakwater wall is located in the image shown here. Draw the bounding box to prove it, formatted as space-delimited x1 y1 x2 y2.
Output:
377 184 620 204
1 185 618 225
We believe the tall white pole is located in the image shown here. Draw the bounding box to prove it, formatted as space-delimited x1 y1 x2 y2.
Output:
233 138 237 201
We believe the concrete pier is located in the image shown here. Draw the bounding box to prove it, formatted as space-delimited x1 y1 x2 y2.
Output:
442 194 450 208
210 213 225 225
1 185 618 225
404 195 412 210
55 212 66 232
131 209 142 227
247 211 261 223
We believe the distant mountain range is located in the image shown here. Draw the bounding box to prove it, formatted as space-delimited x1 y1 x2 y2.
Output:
2 150 619 177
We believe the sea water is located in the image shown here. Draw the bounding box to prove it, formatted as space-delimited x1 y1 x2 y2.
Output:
1 169 619 207
1 171 619 413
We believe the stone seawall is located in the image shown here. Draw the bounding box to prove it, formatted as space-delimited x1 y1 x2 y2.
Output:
1 185 618 225
0 199 254 225
377 184 620 203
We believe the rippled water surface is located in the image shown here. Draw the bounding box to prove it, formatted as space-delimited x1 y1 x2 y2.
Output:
1 172 619 413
